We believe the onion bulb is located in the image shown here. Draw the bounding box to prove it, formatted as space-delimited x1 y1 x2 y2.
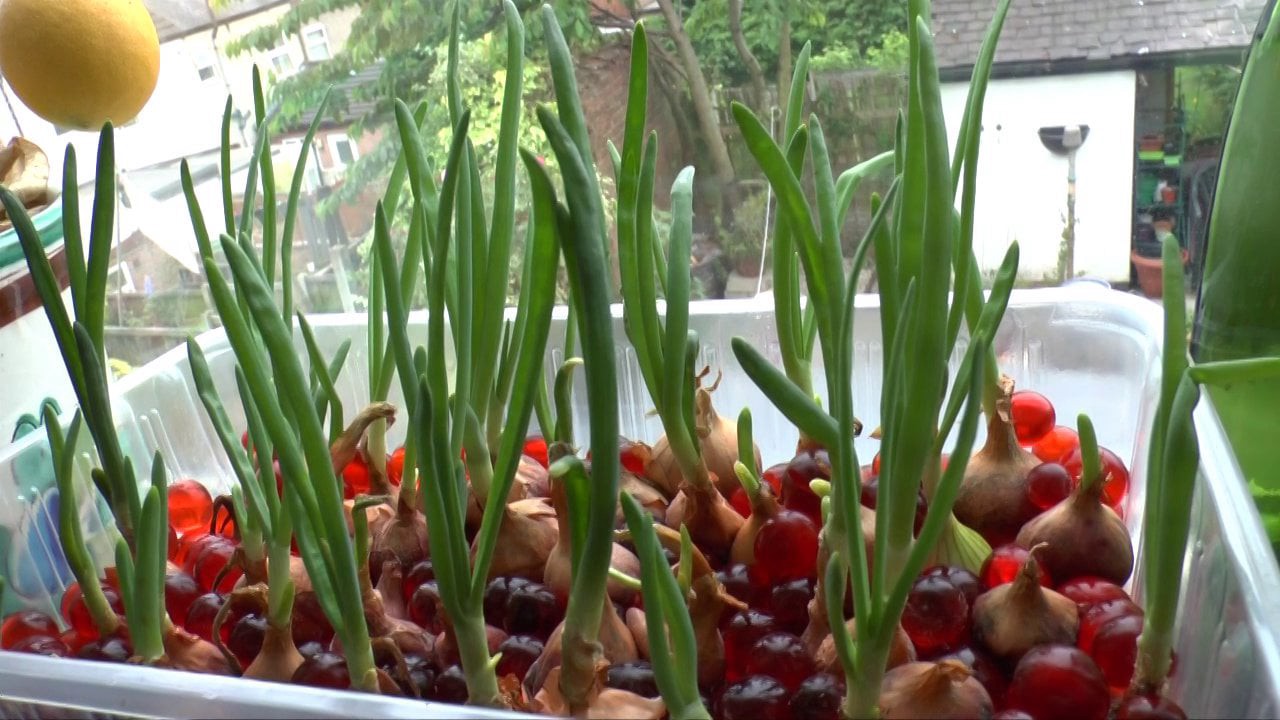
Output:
532 666 665 719
1015 464 1134 585
953 376 1041 546
664 483 743 561
692 371 761 498
971 544 1079 661
815 619 915 674
475 498 560 580
879 660 994 719
802 506 876 655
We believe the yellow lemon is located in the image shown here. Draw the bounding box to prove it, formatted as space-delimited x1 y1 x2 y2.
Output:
0 0 160 130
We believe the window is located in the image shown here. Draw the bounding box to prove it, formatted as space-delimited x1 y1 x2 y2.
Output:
280 138 322 190
302 24 331 62
268 47 295 77
328 133 357 169
192 45 217 82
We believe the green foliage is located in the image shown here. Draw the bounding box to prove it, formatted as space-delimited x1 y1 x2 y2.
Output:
809 30 909 73
809 44 861 72
721 187 770 266
1178 63 1242 142
680 0 907 86
226 0 597 217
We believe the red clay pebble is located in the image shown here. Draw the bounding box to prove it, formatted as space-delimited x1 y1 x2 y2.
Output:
717 675 789 720
1006 644 1110 720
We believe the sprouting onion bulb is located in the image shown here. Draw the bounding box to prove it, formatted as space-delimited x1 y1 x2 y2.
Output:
728 0 1017 715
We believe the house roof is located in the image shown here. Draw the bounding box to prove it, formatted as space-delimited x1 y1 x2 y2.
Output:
143 0 290 42
932 0 1268 76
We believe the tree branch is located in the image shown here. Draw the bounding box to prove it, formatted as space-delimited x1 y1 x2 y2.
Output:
729 0 767 114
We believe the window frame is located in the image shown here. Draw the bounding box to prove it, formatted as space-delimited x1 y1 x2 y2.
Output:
302 23 332 62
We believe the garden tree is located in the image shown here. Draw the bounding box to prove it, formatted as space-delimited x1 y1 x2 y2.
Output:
729 0 767 113
651 0 738 215
222 0 596 214
682 0 908 86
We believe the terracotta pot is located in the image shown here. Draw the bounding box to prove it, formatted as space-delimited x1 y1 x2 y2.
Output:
1132 248 1188 299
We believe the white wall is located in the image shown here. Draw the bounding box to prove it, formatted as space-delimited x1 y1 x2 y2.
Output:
941 71 1136 283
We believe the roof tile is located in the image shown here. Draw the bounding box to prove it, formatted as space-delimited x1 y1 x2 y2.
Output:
934 0 1268 69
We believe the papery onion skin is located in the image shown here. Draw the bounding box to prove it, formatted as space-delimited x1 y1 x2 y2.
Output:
879 660 994 720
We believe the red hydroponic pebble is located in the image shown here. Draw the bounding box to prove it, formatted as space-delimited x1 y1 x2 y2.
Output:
192 537 240 593
408 582 444 634
77 633 132 663
402 559 436 605
871 452 881 476
521 437 548 469
723 609 779 683
1027 462 1074 510
292 651 350 689
496 635 545 682
981 545 1051 589
992 712 1035 720
1116 693 1189 720
1033 425 1080 463
292 591 335 647
1011 390 1056 446
861 476 927 535
180 533 222 574
1 611 60 649
769 578 815 635
62 582 125 641
717 563 760 610
342 454 371 499
1007 644 1110 720
1061 446 1131 508
901 573 970 657
783 449 829 526
168 524 179 561
718 675 790 720
745 632 814 691
164 571 203 625
1091 613 1143 691
1057 577 1129 609
183 592 227 643
789 672 845 720
754 509 819 584
619 438 648 476
503 581 561 639
168 479 214 536
228 613 267 667
388 446 407 485
922 565 984 608
605 660 659 698
730 487 751 518
1078 598 1142 654
761 462 786 496
212 502 237 539
11 634 70 657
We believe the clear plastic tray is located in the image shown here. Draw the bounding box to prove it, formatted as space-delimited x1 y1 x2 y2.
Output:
0 286 1275 718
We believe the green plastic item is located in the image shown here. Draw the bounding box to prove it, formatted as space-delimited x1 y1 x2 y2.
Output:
0 199 63 270
1193 1 1280 555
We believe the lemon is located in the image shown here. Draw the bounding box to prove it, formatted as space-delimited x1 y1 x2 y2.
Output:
0 0 160 130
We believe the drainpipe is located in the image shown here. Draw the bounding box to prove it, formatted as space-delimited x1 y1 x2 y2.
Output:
1038 124 1090 281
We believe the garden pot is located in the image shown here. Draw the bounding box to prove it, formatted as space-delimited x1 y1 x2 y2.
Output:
1131 248 1188 299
